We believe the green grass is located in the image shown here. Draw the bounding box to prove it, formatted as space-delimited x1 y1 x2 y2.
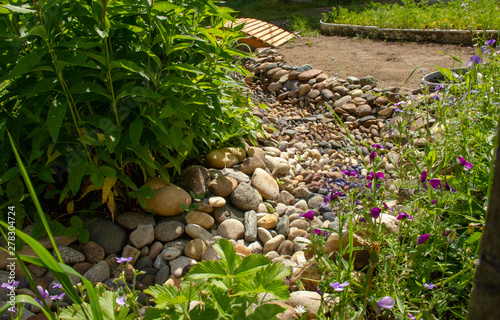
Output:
323 0 500 30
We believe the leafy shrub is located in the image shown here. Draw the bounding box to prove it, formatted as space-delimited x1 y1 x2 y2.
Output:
0 0 260 221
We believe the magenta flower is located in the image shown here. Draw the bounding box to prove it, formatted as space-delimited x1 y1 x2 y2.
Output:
369 150 377 160
432 198 437 205
323 231 330 238
313 285 322 295
428 179 442 190
423 282 437 290
330 281 350 292
313 228 322 235
299 210 315 221
417 234 430 245
116 257 133 264
383 202 393 212
372 144 385 149
356 199 362 205
421 170 427 183
116 296 126 306
342 170 357 177
366 172 374 181
458 157 473 171
370 207 382 219
408 314 416 320
397 212 413 220
442 229 452 237
375 172 385 179
444 182 456 193
323 191 343 207
50 293 65 301
359 217 366 223
377 296 395 310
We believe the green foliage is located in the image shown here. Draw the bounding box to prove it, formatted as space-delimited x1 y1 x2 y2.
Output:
0 0 260 219
323 0 500 30
145 238 290 319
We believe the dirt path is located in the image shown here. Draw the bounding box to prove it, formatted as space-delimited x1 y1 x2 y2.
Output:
278 35 475 91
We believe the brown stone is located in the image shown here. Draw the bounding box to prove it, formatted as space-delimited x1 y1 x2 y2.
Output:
208 176 238 197
185 211 215 229
83 241 105 263
298 69 322 81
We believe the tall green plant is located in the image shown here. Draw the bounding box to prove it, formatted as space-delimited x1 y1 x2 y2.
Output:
0 0 260 219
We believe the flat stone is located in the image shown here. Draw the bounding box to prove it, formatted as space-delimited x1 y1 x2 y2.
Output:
208 176 238 197
184 239 206 261
185 211 214 229
213 202 246 224
144 179 192 217
239 156 266 175
116 211 155 230
83 261 109 284
82 241 105 264
185 224 213 244
154 221 185 242
244 210 258 242
263 235 285 254
251 168 279 201
130 224 155 249
257 227 272 244
176 165 209 197
257 214 279 230
169 256 197 278
161 247 181 261
298 69 322 81
55 246 85 264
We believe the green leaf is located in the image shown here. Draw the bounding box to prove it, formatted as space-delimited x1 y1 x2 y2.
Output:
164 64 203 74
70 216 84 230
109 60 149 80
94 25 109 38
151 1 180 14
31 224 47 239
170 126 183 150
98 165 117 177
233 254 270 277
2 4 36 13
465 232 482 244
79 229 90 243
91 172 105 187
6 175 24 200
246 304 286 320
64 226 79 238
68 82 112 100
48 220 64 236
116 86 163 100
28 26 48 41
187 260 229 280
214 238 240 274
188 307 219 319
46 98 67 142
8 49 46 79
129 118 143 146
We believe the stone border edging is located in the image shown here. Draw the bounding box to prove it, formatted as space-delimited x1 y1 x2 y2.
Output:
320 20 500 44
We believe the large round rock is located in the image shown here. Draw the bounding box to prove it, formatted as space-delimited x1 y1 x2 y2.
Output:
251 168 279 201
144 178 191 216
218 219 245 240
230 182 262 211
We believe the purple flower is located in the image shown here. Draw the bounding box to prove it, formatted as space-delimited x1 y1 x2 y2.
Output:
1 281 19 291
330 281 350 292
7 306 17 313
394 107 403 113
397 212 413 220
442 229 452 237
432 198 437 205
375 172 385 180
52 282 63 289
313 285 322 295
323 231 330 238
377 296 395 309
423 282 437 290
50 293 65 301
356 199 362 205
444 182 456 193
372 144 385 149
421 171 427 183
342 170 357 177
359 217 366 223
366 172 374 181
466 54 483 67
429 179 442 190
370 207 382 219
323 191 344 207
408 314 416 320
458 157 473 171
486 39 496 46
435 84 443 91
35 286 49 303
482 40 496 53
116 257 133 264
299 210 315 221
417 234 430 245
116 295 126 306
313 228 322 235
369 150 377 161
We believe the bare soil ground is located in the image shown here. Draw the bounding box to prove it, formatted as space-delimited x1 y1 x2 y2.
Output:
278 35 475 91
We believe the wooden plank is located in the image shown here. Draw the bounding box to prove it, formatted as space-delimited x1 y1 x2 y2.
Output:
269 34 295 46
224 18 295 48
